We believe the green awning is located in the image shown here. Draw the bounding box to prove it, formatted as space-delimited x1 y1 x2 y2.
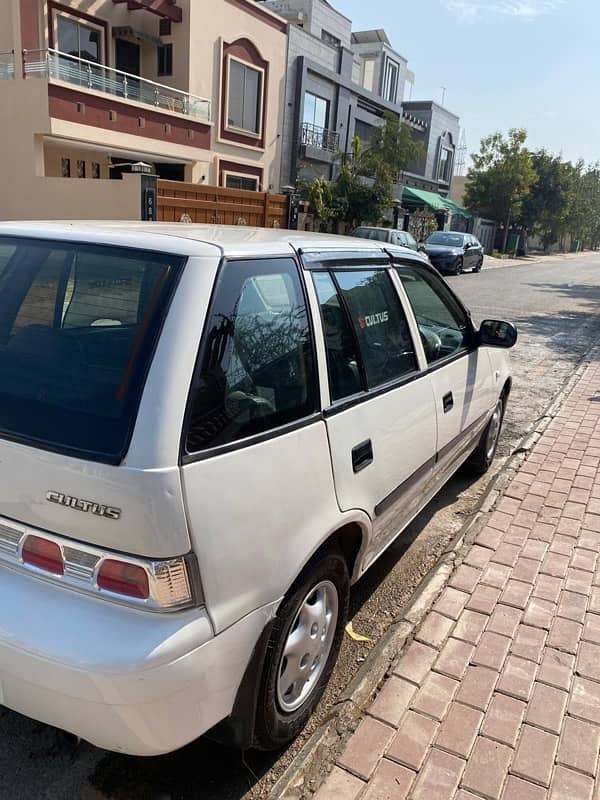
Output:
402 187 472 219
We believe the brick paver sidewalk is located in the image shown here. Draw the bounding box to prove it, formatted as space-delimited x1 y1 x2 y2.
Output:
315 357 600 800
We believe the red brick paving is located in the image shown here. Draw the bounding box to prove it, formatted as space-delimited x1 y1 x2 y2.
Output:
316 360 600 799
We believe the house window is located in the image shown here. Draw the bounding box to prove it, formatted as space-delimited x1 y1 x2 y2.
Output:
321 29 341 48
225 173 259 191
157 43 173 77
383 58 399 103
61 158 71 178
303 92 329 130
227 59 262 135
354 119 376 144
438 147 453 183
77 160 86 178
91 162 100 179
361 58 375 92
56 14 102 63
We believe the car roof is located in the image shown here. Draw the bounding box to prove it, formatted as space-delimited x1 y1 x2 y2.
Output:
0 221 418 259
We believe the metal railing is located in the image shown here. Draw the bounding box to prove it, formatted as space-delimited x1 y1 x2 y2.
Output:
0 51 15 80
301 122 339 153
23 49 211 122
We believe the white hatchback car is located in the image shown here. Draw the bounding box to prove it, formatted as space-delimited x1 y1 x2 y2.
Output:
0 223 516 756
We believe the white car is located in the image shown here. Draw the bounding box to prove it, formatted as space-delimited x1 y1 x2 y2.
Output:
0 223 516 756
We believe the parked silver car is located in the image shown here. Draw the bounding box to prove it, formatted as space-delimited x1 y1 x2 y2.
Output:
352 225 419 251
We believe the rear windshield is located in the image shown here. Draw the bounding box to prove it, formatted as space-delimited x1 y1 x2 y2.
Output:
426 232 465 247
0 237 183 462
352 228 389 242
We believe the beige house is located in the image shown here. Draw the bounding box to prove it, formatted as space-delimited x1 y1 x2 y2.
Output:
0 0 287 220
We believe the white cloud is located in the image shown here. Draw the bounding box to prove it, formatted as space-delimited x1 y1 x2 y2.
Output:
442 0 565 21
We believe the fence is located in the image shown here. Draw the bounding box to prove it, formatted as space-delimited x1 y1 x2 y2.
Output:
157 181 289 228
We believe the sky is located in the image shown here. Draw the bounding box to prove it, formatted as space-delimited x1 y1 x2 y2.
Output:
334 0 600 166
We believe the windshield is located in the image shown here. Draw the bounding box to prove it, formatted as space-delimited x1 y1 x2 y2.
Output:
0 237 183 463
426 233 465 247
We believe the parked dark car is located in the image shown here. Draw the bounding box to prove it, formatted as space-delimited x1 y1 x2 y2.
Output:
423 231 484 275
352 226 419 251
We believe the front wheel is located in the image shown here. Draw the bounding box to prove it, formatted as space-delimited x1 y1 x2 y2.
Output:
253 550 349 750
454 257 463 275
467 396 504 474
475 257 483 272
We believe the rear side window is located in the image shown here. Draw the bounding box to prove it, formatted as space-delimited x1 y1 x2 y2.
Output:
313 272 362 401
186 258 316 452
0 237 182 462
334 269 418 390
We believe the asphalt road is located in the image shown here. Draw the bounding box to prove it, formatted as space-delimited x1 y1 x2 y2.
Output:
3 252 600 800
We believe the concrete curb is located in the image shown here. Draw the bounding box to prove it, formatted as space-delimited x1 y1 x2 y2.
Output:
267 346 597 800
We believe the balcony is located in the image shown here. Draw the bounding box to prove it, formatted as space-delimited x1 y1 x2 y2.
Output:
0 52 15 80
23 49 210 123
301 122 339 153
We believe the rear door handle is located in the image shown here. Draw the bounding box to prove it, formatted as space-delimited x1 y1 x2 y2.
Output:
443 392 454 413
352 439 373 473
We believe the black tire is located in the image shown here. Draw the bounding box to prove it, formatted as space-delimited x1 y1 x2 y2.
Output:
475 257 483 272
253 550 350 750
454 257 463 275
467 395 505 475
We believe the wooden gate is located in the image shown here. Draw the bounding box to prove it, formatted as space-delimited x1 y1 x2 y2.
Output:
157 180 289 228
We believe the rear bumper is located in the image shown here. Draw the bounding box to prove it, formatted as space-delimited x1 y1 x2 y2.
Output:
0 565 277 755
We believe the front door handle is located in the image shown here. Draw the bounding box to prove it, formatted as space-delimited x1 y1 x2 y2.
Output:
352 439 373 473
443 392 454 413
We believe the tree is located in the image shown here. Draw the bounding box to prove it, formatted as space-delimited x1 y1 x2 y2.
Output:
519 150 571 252
305 114 425 232
465 129 536 252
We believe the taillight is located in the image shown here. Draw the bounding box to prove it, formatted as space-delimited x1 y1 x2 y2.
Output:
2 516 201 612
22 535 64 575
97 559 149 599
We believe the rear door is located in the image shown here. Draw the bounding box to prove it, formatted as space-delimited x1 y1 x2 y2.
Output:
308 254 437 567
394 261 496 485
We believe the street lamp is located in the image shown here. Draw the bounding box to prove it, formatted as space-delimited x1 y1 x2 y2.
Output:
281 184 300 230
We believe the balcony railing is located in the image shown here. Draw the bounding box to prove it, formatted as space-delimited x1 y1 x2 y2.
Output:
0 52 15 80
301 122 339 153
23 49 211 123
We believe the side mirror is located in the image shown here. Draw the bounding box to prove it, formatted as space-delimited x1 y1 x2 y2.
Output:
417 243 425 252
479 320 518 349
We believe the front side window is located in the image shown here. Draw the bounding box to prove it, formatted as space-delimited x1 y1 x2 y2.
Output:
397 265 470 364
0 238 182 461
227 59 262 134
56 14 101 63
186 259 316 452
335 269 417 389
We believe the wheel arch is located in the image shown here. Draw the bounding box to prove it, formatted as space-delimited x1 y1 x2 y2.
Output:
208 513 371 749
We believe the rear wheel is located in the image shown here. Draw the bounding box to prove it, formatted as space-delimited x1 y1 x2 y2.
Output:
467 396 504 474
475 256 483 272
253 550 349 750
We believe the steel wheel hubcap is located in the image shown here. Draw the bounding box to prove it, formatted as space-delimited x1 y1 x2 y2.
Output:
277 580 339 713
486 400 503 460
